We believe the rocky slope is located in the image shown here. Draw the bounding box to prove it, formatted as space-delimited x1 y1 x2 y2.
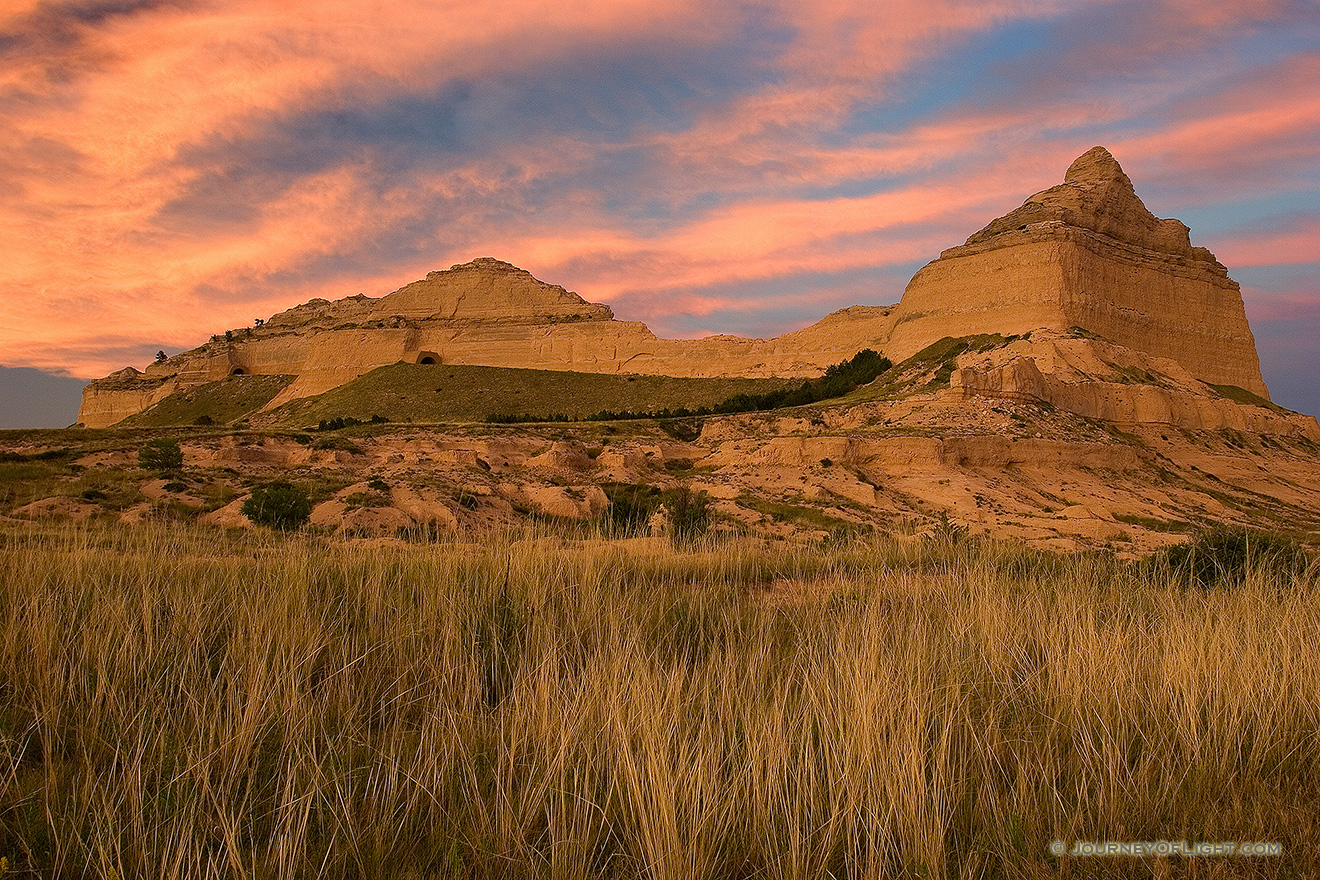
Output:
11 331 1320 552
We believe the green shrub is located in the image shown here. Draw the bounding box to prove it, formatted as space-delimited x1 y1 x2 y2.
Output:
343 491 386 511
312 436 363 454
664 486 711 546
241 482 312 531
601 483 663 536
1160 528 1311 588
315 416 381 431
138 438 183 472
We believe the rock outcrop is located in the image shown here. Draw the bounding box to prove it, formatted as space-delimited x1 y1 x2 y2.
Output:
78 368 178 430
943 330 1315 437
79 259 895 426
886 147 1267 396
80 148 1274 427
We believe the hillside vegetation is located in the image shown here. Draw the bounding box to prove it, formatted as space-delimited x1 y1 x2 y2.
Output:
256 363 795 428
488 349 892 422
118 374 294 427
1 521 1316 878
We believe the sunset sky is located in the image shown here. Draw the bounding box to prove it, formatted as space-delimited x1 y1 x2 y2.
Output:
1 0 1317 424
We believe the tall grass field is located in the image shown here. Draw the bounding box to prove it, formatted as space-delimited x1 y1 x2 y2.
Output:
0 523 1316 878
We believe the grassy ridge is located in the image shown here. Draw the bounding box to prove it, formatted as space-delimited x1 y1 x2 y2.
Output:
257 363 794 428
488 349 892 423
1209 383 1289 413
119 374 295 427
1 522 1316 878
106 337 1016 429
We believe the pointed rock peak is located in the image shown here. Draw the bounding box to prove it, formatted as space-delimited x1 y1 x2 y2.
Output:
962 146 1196 257
376 257 615 322
446 256 524 273
1063 146 1132 190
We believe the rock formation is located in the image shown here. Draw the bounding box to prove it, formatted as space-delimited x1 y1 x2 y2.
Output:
886 147 1267 395
79 258 895 427
21 149 1320 553
80 147 1272 427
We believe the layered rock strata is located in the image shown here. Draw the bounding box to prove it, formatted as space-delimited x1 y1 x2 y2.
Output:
80 147 1274 427
79 259 895 427
942 331 1317 438
886 147 1267 396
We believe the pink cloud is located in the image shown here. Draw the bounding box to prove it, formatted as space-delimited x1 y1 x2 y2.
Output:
1100 53 1320 193
1240 285 1320 321
1 0 1316 383
1214 218 1320 268
2 0 1072 378
0 0 737 376
635 0 1073 181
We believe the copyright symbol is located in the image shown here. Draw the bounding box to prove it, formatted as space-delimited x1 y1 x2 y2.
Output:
1049 841 1066 856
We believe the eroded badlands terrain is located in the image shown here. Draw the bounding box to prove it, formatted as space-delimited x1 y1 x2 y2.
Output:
8 328 1319 554
6 147 1316 552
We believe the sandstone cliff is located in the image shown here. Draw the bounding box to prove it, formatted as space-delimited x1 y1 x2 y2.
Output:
79 258 895 427
886 147 1267 396
80 148 1274 428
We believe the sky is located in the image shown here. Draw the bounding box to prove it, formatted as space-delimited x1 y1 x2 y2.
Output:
0 0 1317 427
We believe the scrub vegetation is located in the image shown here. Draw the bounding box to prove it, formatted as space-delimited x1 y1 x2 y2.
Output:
487 349 893 423
118 374 295 428
260 363 795 429
0 522 1316 878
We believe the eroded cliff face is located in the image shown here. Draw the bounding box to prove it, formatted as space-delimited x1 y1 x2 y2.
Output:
370 258 615 321
79 259 896 426
77 368 179 430
80 148 1276 428
943 330 1314 437
887 147 1268 396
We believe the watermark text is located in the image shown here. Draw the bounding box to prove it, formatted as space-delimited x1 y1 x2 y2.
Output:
1049 840 1281 857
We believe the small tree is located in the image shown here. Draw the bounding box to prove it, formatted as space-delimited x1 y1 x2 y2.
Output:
154 350 167 363
242 482 312 531
664 486 711 546
138 437 183 472
602 483 662 536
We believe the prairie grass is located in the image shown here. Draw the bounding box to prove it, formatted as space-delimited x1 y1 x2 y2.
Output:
0 523 1316 878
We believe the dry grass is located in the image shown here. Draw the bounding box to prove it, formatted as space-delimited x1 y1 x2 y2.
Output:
0 523 1316 878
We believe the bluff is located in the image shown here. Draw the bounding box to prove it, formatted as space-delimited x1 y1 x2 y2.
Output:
79 258 894 427
80 147 1272 427
886 147 1268 395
